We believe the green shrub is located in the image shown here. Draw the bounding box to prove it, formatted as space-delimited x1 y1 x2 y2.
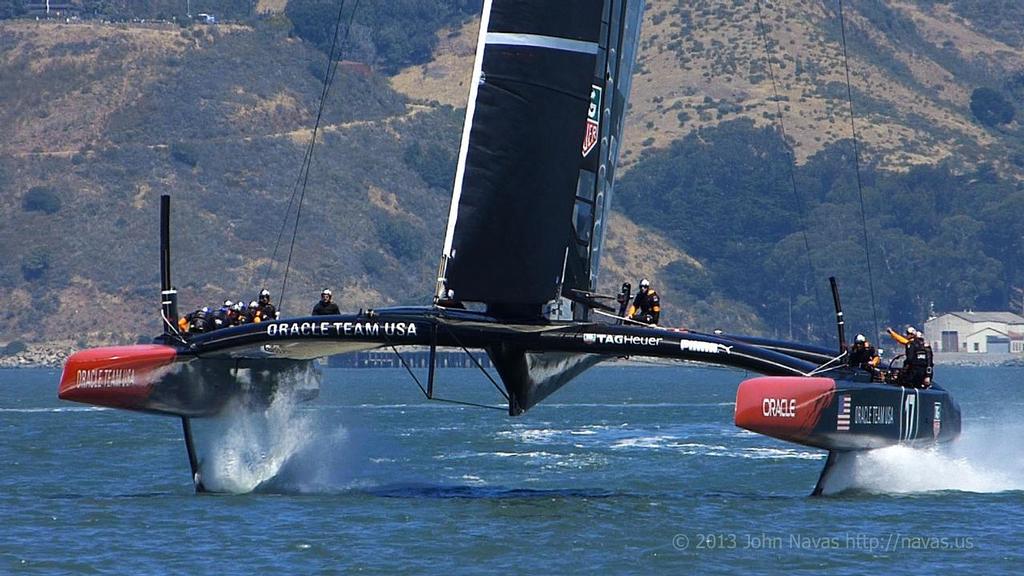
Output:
970 87 1015 127
22 186 62 214
21 250 50 281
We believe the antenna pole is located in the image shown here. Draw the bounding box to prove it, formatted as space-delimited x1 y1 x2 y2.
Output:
160 195 179 333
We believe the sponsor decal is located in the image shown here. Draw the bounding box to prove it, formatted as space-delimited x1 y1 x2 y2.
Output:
678 339 732 354
582 333 663 346
853 404 895 426
266 321 418 338
836 394 851 431
901 391 918 441
933 402 942 438
582 85 602 157
76 368 136 389
762 397 797 418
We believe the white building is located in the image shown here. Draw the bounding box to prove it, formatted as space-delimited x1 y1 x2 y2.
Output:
923 311 1024 354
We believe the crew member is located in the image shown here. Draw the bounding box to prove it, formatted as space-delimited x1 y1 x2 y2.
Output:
212 299 235 330
436 289 465 309
626 278 661 325
312 288 340 315
847 333 880 373
903 331 933 388
256 288 277 321
186 306 212 333
231 301 247 326
247 300 261 323
615 282 632 323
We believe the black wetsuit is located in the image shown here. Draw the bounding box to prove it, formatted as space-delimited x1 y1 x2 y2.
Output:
257 302 277 321
186 309 212 333
902 338 933 388
847 342 878 371
312 300 340 315
630 289 661 324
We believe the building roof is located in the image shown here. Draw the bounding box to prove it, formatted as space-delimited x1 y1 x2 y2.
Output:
944 311 1024 324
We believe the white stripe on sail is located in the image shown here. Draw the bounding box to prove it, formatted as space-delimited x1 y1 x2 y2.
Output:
486 32 599 54
441 0 494 259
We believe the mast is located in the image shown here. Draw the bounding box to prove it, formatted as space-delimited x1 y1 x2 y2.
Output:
160 194 179 334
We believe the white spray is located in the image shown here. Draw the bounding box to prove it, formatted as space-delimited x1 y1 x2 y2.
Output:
823 422 1024 494
189 364 372 494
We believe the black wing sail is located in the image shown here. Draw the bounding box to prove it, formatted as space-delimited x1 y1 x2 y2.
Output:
564 0 644 319
437 0 644 319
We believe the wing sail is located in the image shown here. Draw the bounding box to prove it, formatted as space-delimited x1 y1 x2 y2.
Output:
438 0 644 318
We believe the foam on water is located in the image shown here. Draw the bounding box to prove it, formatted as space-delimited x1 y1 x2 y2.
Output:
191 366 376 495
825 423 1024 494
196 389 319 493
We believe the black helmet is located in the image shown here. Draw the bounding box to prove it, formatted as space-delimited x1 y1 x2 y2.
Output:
259 288 270 302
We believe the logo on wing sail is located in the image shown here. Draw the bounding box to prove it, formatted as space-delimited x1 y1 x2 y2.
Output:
582 85 602 157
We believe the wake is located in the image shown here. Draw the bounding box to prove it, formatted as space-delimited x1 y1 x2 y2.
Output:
824 423 1024 494
193 384 367 494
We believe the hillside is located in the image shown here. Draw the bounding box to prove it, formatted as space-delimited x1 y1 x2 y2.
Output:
0 18 458 350
3 0 1024 356
392 0 1024 172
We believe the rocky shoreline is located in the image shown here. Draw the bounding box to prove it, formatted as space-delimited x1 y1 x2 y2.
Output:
0 343 76 369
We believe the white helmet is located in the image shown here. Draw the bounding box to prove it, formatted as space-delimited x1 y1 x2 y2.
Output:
906 326 917 336
250 300 258 308
321 288 332 297
223 299 234 308
639 278 650 289
855 334 866 343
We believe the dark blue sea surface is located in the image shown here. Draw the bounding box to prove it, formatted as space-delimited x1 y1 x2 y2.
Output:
2 365 1022 574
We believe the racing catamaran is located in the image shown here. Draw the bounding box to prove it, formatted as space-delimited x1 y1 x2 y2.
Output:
58 0 960 494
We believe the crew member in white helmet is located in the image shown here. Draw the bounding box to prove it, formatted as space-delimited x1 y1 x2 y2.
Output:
312 288 340 316
626 278 661 325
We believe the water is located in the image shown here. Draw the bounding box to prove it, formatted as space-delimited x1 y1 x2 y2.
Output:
2 365 1022 573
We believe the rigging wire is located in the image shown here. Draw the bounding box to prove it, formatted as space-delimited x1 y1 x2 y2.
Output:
836 0 881 341
258 0 361 310
753 0 826 336
255 2 348 303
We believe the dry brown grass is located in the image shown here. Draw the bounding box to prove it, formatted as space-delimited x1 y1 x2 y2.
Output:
598 211 701 295
389 18 478 107
367 185 402 216
256 0 288 15
0 21 191 157
625 0 1010 170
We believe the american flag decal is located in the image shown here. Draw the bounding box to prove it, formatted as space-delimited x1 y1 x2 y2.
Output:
836 394 851 431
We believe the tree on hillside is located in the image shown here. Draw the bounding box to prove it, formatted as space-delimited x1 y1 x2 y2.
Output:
970 87 1015 127
285 0 480 72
